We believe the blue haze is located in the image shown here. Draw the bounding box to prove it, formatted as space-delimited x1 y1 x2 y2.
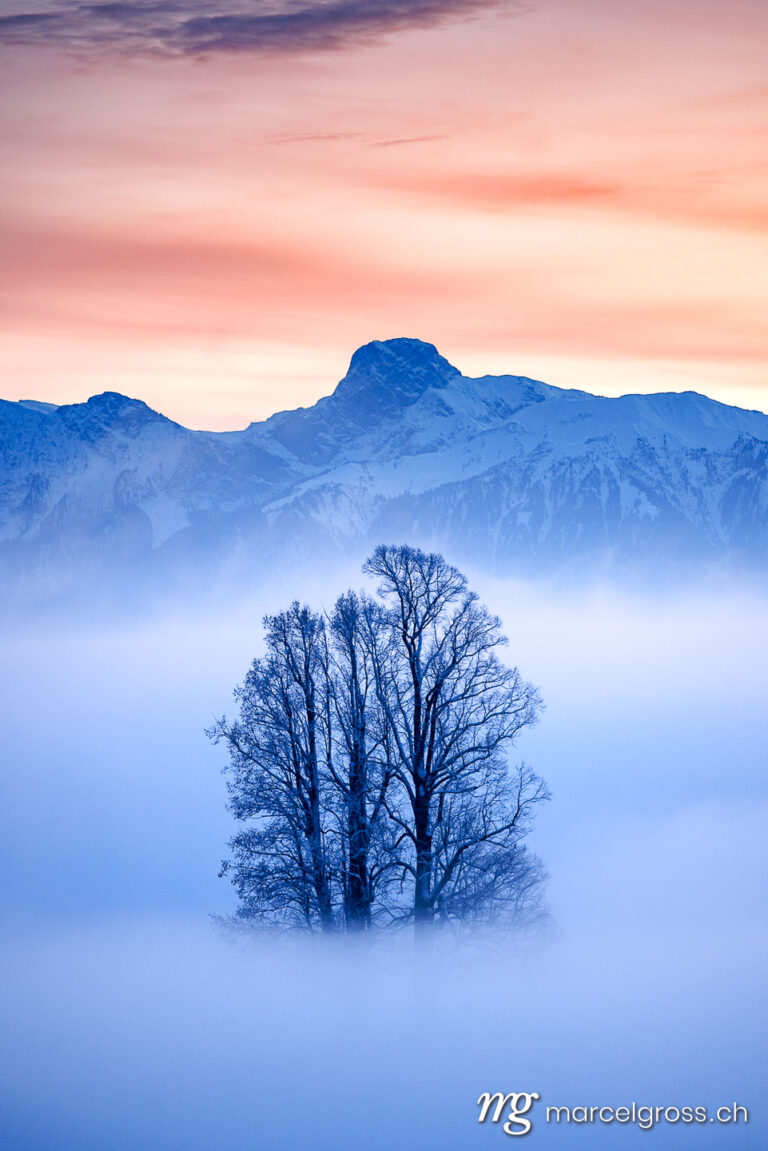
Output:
2 339 768 611
0 576 765 1149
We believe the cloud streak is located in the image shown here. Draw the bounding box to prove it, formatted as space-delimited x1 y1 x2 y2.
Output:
384 169 768 234
0 0 521 56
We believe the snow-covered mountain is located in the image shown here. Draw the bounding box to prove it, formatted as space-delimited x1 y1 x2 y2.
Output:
2 337 767 603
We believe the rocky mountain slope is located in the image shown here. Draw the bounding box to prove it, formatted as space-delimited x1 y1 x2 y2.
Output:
2 338 767 602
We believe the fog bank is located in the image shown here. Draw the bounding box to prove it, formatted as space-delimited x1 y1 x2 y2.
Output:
1 576 765 1147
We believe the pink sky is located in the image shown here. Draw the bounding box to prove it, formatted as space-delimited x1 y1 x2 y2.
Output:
1 0 766 428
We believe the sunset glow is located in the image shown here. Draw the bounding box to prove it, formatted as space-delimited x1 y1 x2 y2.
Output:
1 0 766 427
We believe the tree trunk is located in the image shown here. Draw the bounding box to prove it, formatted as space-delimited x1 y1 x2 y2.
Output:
413 784 433 931
345 725 373 928
306 693 334 932
309 824 333 931
346 762 370 929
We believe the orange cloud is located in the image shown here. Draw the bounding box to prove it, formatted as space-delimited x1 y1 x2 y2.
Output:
377 169 768 234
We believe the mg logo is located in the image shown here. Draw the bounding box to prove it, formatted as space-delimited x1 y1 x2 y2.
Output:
477 1091 541 1136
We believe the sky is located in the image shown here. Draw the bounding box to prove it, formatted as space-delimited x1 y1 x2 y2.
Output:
1 0 767 429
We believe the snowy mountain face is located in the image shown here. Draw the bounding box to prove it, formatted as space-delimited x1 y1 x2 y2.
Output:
1 338 767 603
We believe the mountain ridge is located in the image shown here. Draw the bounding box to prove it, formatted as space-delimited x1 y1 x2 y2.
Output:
1 338 767 602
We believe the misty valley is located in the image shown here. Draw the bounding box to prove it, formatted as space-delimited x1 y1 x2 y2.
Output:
1 342 765 1149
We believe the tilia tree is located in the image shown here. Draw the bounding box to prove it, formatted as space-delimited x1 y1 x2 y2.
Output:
326 591 395 929
363 546 546 929
210 603 335 931
210 546 549 934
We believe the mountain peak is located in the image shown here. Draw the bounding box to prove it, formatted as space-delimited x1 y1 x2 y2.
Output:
348 337 458 377
333 338 460 417
55 391 173 441
56 390 150 415
86 391 150 412
261 338 462 461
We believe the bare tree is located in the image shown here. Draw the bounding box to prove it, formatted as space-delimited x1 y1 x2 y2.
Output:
326 591 394 929
363 545 547 933
210 602 336 932
427 763 549 928
210 546 549 935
